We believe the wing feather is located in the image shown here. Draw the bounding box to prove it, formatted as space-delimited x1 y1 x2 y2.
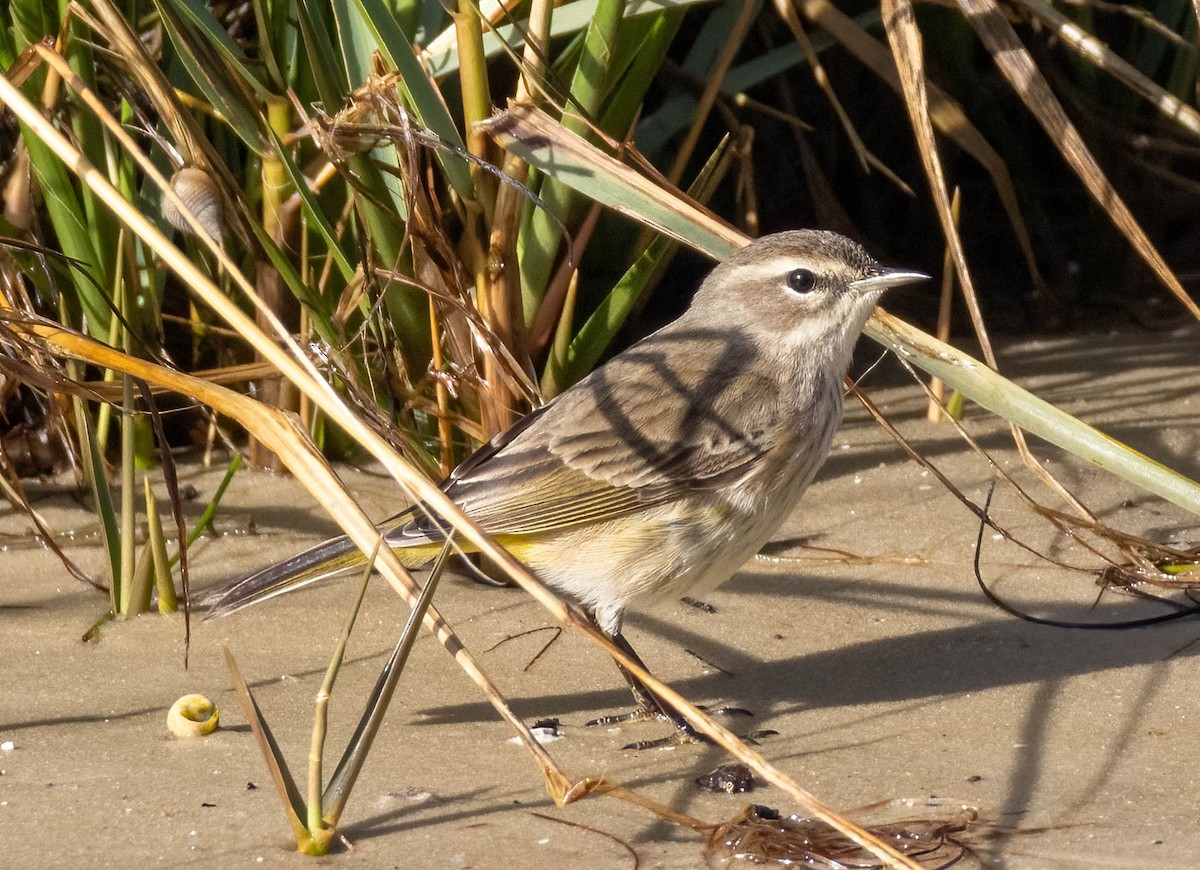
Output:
392 329 783 542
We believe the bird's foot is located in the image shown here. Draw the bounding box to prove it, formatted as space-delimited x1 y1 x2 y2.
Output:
586 701 752 728
624 724 705 753
586 701 704 748
621 725 709 751
623 722 780 751
586 701 758 749
585 705 666 727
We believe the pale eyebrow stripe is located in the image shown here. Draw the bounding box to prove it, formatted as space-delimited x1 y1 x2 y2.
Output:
728 257 831 283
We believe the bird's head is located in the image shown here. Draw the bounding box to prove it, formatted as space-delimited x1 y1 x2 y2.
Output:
690 230 928 371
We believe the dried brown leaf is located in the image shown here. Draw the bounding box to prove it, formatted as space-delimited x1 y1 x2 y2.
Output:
798 0 1044 293
954 0 1200 321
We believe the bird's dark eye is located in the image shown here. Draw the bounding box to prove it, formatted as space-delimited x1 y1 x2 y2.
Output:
787 268 816 294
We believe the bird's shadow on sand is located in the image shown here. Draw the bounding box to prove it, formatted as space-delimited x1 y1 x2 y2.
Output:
411 571 1200 725
337 570 1197 859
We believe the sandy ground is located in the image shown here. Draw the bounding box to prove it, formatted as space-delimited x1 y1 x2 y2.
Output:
2 327 1198 868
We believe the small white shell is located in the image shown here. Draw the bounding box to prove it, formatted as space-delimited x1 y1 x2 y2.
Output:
161 167 222 241
167 694 219 738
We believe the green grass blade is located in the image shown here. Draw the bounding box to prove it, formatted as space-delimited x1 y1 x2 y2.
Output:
250 0 292 90
295 0 352 105
306 543 380 842
634 8 851 157
223 646 309 845
598 7 688 135
561 137 730 384
123 477 161 615
144 477 178 613
154 0 270 150
180 452 243 552
322 536 453 821
160 0 275 100
292 0 419 312
266 128 355 282
487 105 1200 515
118 374 137 611
0 10 15 67
243 211 340 345
325 0 417 229
21 136 111 331
72 398 122 601
350 0 474 200
329 0 377 91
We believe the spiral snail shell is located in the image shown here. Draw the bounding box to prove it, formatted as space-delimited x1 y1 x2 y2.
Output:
167 694 219 738
161 167 222 241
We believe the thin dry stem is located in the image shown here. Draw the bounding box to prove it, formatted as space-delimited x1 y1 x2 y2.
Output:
774 0 870 172
926 188 959 422
881 0 1098 521
0 72 923 866
666 0 758 186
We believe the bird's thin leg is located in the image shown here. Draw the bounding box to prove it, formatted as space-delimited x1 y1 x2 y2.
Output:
588 629 676 725
581 613 704 749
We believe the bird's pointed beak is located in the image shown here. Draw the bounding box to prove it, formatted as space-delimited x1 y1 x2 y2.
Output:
850 267 930 294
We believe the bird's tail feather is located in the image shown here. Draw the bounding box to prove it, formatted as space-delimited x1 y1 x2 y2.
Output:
201 511 441 618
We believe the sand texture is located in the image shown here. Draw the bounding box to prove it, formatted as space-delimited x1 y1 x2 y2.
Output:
2 328 1198 868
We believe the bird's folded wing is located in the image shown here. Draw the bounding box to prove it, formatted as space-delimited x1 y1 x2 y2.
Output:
391 363 782 541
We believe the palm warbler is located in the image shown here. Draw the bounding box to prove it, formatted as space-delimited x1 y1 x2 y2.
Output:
203 230 927 746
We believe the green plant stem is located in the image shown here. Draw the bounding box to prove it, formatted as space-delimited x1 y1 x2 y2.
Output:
250 97 295 469
117 373 135 612
145 477 177 613
126 478 158 616
455 0 494 213
455 0 503 431
517 0 556 102
177 452 243 553
482 0 558 381
305 547 379 852
518 0 625 321
117 247 136 611
94 295 122 447
70 377 121 599
539 271 578 397
322 536 454 822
